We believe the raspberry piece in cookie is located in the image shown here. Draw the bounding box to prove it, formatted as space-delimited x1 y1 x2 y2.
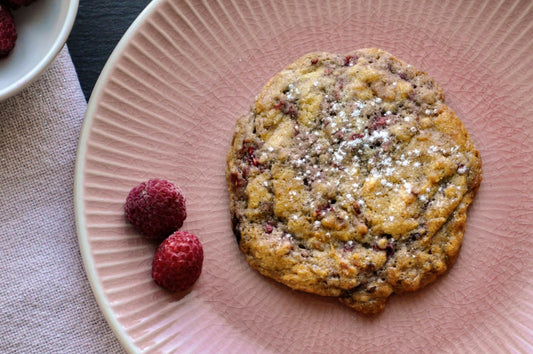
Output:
152 231 204 292
124 179 187 240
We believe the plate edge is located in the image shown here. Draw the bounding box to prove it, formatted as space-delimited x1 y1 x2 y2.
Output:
73 1 164 353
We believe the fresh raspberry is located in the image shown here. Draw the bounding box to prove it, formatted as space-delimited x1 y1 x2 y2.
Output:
152 231 204 292
3 0 37 10
124 179 187 241
0 5 16 58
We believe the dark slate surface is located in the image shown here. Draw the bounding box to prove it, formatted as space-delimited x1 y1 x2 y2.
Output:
67 0 152 101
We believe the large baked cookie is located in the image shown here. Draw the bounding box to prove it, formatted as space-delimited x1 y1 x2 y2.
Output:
226 48 482 314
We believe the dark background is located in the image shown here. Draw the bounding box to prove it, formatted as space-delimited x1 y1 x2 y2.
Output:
66 0 152 101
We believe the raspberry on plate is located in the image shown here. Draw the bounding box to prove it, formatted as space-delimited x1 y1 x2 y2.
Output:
152 231 204 292
0 5 16 58
124 179 187 240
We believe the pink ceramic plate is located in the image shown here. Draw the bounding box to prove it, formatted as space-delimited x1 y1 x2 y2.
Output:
75 0 533 352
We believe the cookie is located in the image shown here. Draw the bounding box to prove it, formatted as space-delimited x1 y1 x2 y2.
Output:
226 48 482 314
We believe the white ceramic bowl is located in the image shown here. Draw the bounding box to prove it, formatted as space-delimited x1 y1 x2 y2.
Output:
0 0 78 101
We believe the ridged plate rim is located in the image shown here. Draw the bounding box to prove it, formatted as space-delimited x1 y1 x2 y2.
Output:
74 1 160 353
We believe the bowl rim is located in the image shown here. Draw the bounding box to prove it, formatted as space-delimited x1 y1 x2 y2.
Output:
0 0 80 101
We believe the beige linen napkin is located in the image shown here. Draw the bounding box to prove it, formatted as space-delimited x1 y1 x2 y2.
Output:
0 47 123 353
